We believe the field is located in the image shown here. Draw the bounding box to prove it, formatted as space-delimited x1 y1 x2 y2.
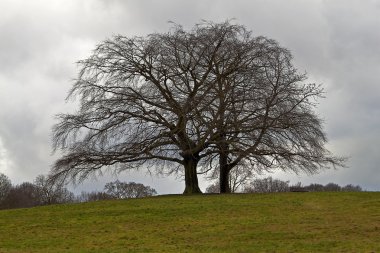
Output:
0 192 379 252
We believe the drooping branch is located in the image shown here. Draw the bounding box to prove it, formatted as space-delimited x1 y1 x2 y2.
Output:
51 21 345 194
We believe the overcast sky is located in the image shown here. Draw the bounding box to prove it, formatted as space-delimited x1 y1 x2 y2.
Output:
0 0 379 194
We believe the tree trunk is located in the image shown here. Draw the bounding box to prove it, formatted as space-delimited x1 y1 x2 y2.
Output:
219 152 231 193
218 129 231 193
183 155 202 194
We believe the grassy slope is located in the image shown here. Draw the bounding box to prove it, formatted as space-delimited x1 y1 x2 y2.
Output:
0 192 379 252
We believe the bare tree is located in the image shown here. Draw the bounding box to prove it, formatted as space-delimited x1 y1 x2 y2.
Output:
323 183 342 192
303 183 324 192
229 166 254 193
196 27 345 193
207 165 254 193
34 175 74 205
51 21 344 194
0 182 40 209
51 21 256 194
243 177 290 193
342 184 362 192
0 173 11 204
104 180 157 199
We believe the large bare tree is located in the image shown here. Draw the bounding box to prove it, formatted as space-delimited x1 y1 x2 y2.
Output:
51 21 344 194
52 22 248 194
198 32 345 193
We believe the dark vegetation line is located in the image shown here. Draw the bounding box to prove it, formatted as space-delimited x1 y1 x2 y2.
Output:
0 172 361 210
206 176 362 193
0 172 156 210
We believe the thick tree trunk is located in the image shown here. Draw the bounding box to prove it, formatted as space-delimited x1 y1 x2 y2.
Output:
183 156 202 194
218 128 231 193
219 152 231 193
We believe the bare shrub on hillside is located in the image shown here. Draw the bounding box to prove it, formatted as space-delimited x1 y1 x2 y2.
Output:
34 175 74 205
104 181 157 199
303 183 324 192
342 184 362 192
323 183 341 191
243 177 290 193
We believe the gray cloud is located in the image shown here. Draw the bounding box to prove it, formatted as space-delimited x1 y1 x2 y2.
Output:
0 0 379 193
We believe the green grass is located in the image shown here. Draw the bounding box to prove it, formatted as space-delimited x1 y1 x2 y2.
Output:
0 192 380 252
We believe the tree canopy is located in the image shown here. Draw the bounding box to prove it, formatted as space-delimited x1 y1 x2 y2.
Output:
51 21 344 194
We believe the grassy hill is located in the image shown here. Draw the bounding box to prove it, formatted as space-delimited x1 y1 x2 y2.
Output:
0 192 379 252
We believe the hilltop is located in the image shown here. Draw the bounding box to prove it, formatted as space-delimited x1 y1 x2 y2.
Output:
0 192 379 252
